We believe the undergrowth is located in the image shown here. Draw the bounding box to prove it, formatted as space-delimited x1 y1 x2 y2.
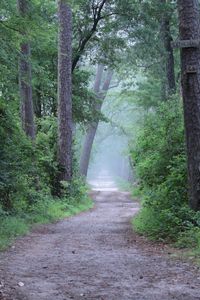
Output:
0 100 94 251
130 98 200 258
0 194 93 251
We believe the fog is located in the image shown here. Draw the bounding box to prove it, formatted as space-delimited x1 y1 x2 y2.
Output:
84 74 141 190
87 122 133 190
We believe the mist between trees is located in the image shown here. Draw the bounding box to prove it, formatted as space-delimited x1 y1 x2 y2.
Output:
0 0 200 253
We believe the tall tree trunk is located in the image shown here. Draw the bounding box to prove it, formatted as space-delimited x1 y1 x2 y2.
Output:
57 0 73 182
79 64 104 177
178 0 200 211
160 0 176 97
80 66 113 177
18 0 35 140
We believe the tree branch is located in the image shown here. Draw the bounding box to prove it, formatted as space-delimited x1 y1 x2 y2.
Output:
72 0 107 72
108 80 121 89
0 20 21 33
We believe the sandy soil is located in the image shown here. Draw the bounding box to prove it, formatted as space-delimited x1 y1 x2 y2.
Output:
0 191 200 300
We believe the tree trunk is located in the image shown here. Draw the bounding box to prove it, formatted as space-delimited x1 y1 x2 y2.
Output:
18 0 35 140
160 0 176 97
80 66 113 177
57 0 73 182
79 64 104 177
178 0 200 211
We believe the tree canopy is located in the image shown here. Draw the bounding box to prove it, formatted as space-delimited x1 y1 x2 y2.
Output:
1 0 200 254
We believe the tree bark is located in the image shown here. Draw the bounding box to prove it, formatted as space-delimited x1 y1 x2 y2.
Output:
57 0 73 182
160 0 176 98
79 64 104 177
18 0 35 140
178 0 200 211
80 65 113 177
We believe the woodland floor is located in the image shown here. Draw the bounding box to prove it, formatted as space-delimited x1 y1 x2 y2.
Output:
0 185 200 299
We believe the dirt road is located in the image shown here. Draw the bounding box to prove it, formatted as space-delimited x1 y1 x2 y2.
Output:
0 190 200 300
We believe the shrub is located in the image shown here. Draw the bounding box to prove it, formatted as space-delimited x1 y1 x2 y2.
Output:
131 97 200 244
0 98 37 210
0 98 93 251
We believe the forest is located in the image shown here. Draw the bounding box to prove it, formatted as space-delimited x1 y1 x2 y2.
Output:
1 0 200 299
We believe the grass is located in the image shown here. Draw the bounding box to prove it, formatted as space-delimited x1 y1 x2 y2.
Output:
0 216 29 250
115 178 133 191
131 188 200 263
132 208 200 264
115 178 142 201
173 228 200 263
0 196 94 251
131 186 143 198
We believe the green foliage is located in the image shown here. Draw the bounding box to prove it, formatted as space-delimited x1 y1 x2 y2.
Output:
35 116 58 194
133 207 182 240
0 216 29 250
175 227 200 249
132 98 185 188
0 98 37 210
131 98 200 244
2 0 194 256
0 194 93 250
59 177 89 204
73 69 100 124
131 77 163 110
0 97 93 251
131 186 143 198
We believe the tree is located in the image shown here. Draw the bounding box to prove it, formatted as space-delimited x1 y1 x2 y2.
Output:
80 64 113 177
72 0 108 71
178 0 200 211
57 0 73 182
117 0 176 102
160 0 176 97
17 0 35 140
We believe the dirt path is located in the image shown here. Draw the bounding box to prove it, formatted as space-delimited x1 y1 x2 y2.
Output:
0 191 200 300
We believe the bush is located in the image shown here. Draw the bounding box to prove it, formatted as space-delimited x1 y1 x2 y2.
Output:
133 207 182 240
35 116 59 195
0 194 93 250
131 97 200 244
0 98 93 251
0 98 37 210
132 98 185 188
175 227 200 249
